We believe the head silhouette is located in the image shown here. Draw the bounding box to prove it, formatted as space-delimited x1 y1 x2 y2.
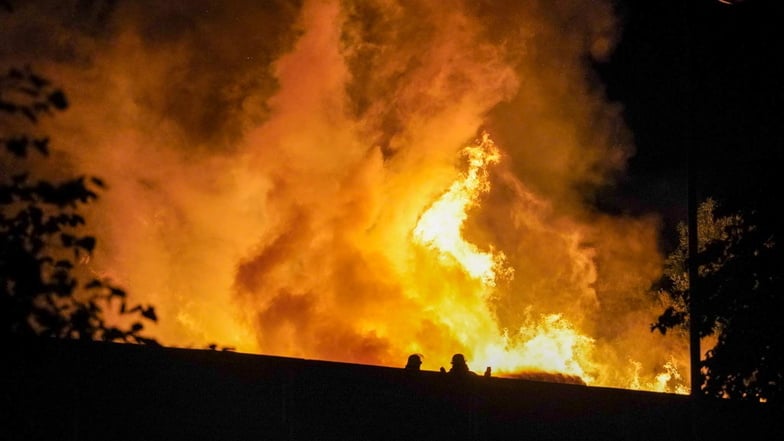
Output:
405 353 423 370
449 353 469 374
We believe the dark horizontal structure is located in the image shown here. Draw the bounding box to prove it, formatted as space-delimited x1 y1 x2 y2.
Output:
3 339 782 441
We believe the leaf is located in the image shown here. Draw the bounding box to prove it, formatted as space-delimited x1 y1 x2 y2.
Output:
85 279 103 289
102 328 124 341
21 108 37 123
651 306 686 335
47 90 68 110
0 188 10 204
28 205 43 224
67 214 85 227
33 137 50 156
141 306 157 322
6 137 28 157
60 233 75 247
75 236 96 253
30 72 50 89
0 99 17 114
19 86 39 97
55 260 74 269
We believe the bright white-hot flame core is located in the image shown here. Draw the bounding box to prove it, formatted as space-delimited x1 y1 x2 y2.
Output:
413 133 507 286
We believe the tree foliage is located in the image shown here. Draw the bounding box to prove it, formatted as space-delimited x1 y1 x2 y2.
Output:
653 198 783 402
1 66 158 344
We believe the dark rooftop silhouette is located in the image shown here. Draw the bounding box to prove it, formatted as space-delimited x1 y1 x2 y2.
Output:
4 338 782 441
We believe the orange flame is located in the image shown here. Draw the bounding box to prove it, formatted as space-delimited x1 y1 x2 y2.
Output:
410 133 596 380
413 132 508 286
0 0 691 394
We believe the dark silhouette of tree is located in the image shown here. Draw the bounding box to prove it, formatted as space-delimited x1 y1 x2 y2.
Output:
653 198 783 402
1 66 158 344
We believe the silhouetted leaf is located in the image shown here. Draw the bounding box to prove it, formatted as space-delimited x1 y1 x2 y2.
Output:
18 86 39 97
28 205 43 225
29 72 49 89
3 65 158 347
85 279 103 289
103 328 123 341
0 184 12 203
6 137 28 157
141 306 157 322
91 177 105 188
7 68 23 79
47 90 67 110
75 236 96 253
21 108 36 122
33 137 49 155
60 233 75 247
0 99 17 114
54 260 73 269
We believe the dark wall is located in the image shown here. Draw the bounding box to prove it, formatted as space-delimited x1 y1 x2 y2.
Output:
3 339 782 441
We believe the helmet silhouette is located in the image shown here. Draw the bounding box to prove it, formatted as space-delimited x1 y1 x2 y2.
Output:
449 353 470 374
405 354 423 370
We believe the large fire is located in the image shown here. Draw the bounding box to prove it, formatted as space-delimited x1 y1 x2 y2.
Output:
411 133 592 380
1 0 690 393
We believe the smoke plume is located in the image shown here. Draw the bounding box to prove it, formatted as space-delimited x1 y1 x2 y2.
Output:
1 0 688 391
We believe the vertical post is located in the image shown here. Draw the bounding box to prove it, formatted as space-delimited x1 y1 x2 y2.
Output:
687 133 701 397
684 0 701 400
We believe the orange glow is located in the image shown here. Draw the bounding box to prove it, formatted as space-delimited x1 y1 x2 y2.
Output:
1 0 691 394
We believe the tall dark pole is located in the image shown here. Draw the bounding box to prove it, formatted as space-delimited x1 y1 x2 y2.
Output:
685 1 702 400
688 129 701 398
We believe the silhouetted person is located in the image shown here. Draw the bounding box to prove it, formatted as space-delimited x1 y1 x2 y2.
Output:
405 353 423 370
448 353 474 376
440 366 447 373
484 366 492 377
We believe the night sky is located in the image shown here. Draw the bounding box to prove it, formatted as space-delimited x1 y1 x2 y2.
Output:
596 0 784 243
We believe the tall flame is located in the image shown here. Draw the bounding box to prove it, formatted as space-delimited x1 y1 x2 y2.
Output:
413 133 507 286
411 133 596 380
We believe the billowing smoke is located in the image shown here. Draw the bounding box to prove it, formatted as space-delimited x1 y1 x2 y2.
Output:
1 0 688 391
